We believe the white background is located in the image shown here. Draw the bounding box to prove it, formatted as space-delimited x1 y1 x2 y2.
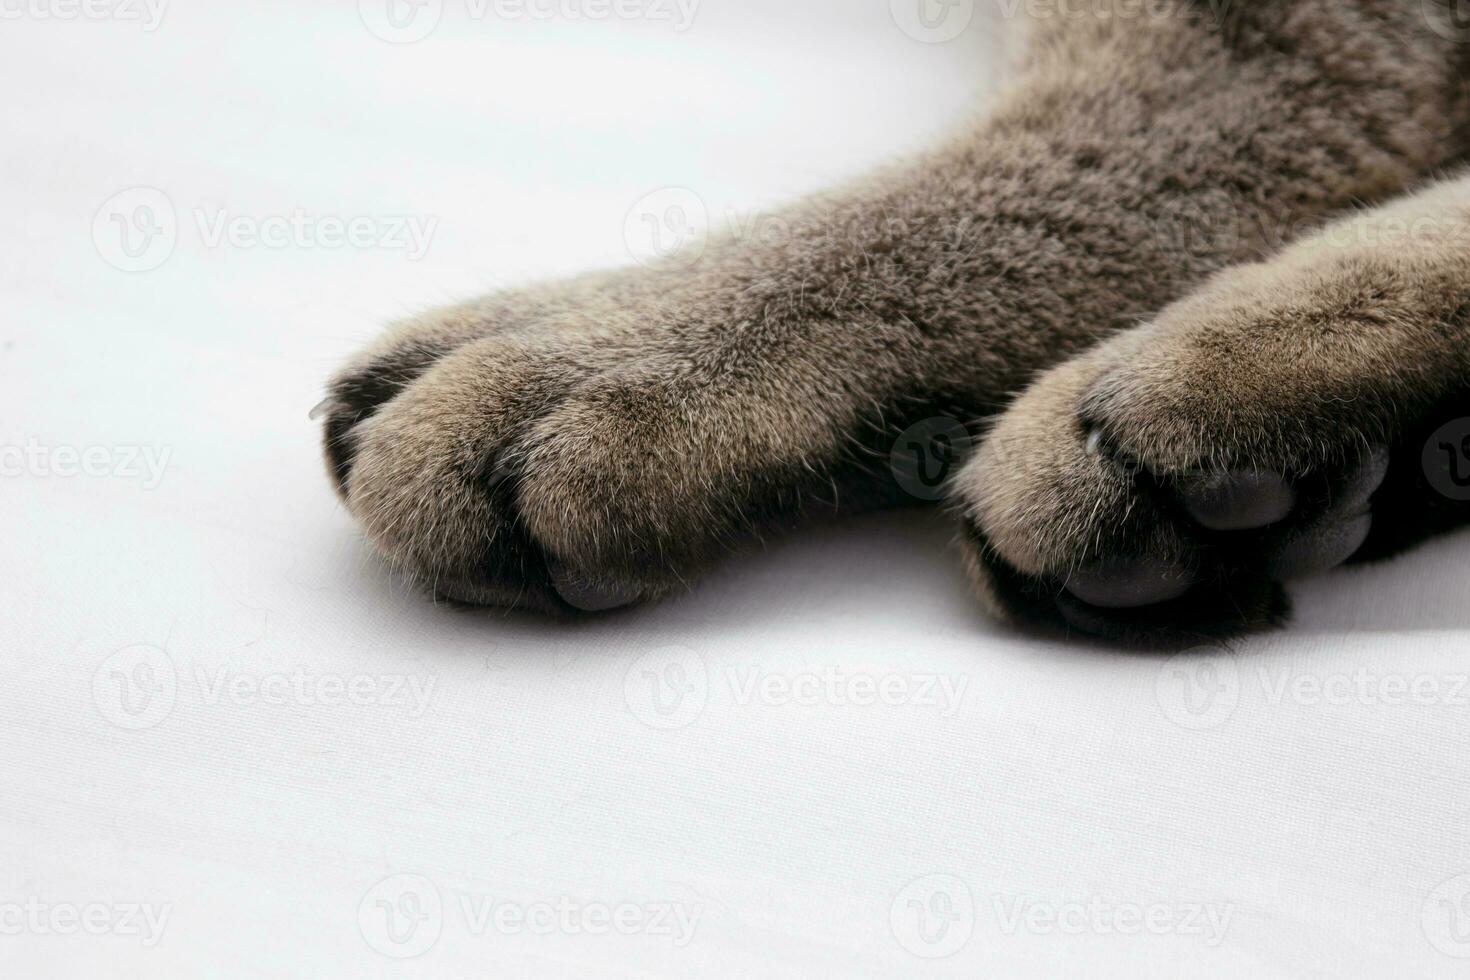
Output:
5 0 1470 976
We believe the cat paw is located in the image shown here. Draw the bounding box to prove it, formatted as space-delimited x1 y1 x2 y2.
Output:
952 250 1440 642
317 264 894 613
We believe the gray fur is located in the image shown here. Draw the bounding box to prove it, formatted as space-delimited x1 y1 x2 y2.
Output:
320 0 1470 634
961 175 1470 639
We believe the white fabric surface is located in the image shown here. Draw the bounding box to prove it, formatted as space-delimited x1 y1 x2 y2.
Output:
6 2 1470 976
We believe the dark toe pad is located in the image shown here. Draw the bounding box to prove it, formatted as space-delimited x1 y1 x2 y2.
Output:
547 560 642 613
1039 444 1393 638
1179 469 1296 531
1265 511 1373 581
1064 558 1197 609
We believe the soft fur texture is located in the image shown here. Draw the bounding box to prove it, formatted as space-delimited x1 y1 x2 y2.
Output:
320 0 1470 638
961 175 1470 641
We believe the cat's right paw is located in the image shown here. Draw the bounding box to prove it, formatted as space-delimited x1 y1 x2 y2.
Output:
955 339 1395 644
954 219 1470 643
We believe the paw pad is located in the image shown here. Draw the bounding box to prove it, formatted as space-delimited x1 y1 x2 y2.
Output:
1051 436 1392 631
1178 469 1296 532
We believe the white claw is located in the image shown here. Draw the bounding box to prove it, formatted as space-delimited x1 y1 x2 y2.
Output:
309 397 334 421
1084 428 1103 456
